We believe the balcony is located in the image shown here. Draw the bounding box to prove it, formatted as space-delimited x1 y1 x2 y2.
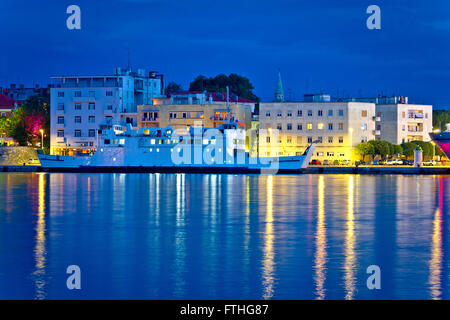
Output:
372 116 381 122
373 130 381 135
141 117 159 123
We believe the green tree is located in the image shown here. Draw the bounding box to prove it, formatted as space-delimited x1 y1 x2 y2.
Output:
401 142 418 156
433 110 450 131
189 73 259 102
355 142 375 161
6 107 27 146
165 82 183 94
368 140 390 156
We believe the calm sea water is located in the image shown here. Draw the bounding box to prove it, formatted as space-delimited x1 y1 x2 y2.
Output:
0 173 449 300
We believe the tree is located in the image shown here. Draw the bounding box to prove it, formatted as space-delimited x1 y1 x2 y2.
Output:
6 107 27 146
165 82 183 94
433 110 450 131
368 140 390 156
189 73 259 102
355 142 375 161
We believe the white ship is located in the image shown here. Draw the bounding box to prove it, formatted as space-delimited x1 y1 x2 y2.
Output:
38 122 316 174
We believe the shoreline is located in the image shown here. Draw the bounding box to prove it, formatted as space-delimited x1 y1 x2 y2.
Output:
1 165 450 175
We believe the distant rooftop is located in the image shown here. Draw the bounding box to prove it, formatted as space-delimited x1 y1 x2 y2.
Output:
0 93 18 108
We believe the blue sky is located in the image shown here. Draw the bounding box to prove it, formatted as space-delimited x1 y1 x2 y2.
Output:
1 0 449 108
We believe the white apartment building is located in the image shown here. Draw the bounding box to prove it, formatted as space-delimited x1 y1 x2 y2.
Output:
50 68 164 155
259 101 376 162
375 103 433 144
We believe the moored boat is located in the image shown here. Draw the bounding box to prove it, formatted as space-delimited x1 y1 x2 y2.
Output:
430 124 450 160
38 122 316 174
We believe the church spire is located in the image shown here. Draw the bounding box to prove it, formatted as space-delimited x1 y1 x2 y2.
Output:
274 68 285 102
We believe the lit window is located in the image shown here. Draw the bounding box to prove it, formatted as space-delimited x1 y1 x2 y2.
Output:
317 123 324 130
307 123 313 130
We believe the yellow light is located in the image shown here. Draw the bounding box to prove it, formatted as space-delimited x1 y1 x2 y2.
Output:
40 129 44 134
433 129 441 133
318 123 324 130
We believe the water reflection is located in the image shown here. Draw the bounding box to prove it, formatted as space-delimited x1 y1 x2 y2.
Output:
314 176 326 300
1 173 449 299
344 176 356 300
33 173 47 300
262 175 274 300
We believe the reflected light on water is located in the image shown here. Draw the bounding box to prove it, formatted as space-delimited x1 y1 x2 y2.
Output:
314 175 326 300
174 174 187 297
262 175 274 300
428 178 443 300
33 173 47 300
344 175 356 300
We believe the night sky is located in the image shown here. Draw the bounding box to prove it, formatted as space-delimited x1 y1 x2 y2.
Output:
1 0 449 108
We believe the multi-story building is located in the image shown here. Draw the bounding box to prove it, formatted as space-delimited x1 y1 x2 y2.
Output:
375 103 433 144
50 67 164 155
1 84 50 104
339 96 433 144
259 98 376 162
137 95 253 150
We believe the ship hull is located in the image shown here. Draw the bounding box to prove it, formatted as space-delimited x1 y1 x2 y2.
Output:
430 132 450 159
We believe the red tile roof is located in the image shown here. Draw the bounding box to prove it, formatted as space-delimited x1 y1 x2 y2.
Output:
0 93 17 108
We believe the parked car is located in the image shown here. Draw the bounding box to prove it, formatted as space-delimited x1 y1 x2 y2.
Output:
310 160 322 165
401 159 413 166
333 160 340 166
386 159 403 165
423 160 437 166
322 160 330 165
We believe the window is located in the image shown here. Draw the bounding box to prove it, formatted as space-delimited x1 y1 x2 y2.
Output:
307 123 313 130
377 124 381 130
377 112 381 117
307 137 313 143
328 136 333 143
361 136 368 143
57 103 64 110
297 136 302 144
297 124 303 131
88 116 95 123
339 136 344 143
277 123 282 131
318 110 323 117
317 152 324 156
338 109 344 117
105 116 113 124
266 136 270 143
308 110 313 117
402 125 405 131
328 123 333 130
89 91 95 97
287 136 292 144
297 110 303 117
338 123 344 130
74 116 81 123
75 103 81 110
182 112 187 119
277 111 282 117
338 153 345 157
361 123 368 131
106 91 113 96
57 130 64 137
75 130 82 137
362 110 368 117
425 113 428 119
57 116 64 124
57 91 64 97
106 104 113 110
317 136 323 143
266 111 271 117
89 129 96 137
1 112 5 117
402 112 405 118
327 152 334 157
74 91 81 97
328 110 333 117
88 103 95 110
317 123 324 130
287 111 292 117
287 123 292 131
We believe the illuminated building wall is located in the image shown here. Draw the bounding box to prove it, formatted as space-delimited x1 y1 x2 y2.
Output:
259 102 376 162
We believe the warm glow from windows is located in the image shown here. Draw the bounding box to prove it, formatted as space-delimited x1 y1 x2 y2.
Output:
318 123 324 130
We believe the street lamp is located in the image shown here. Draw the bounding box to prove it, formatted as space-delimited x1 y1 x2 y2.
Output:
40 129 44 150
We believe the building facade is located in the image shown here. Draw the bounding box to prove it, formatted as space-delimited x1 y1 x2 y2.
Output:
258 101 376 162
339 96 433 144
50 67 164 155
375 103 433 144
